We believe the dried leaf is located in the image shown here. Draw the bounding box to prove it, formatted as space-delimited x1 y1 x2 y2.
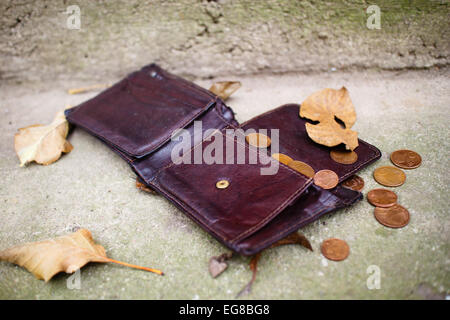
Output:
0 229 163 282
68 83 111 95
136 177 156 194
300 87 358 150
14 110 73 166
209 252 233 278
270 232 313 251
209 81 242 100
236 253 260 298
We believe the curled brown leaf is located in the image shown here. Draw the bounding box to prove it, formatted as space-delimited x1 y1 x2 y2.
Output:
0 229 163 282
14 110 73 166
209 81 242 100
300 87 358 150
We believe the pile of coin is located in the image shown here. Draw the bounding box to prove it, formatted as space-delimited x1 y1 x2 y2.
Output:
247 133 422 260
368 149 421 228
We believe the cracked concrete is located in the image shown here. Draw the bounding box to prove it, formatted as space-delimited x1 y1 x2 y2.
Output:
1 0 449 83
0 67 449 299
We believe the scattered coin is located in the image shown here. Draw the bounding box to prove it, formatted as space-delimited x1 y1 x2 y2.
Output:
341 175 364 191
321 238 350 261
313 169 339 189
287 160 315 178
374 204 410 228
390 149 422 169
330 150 358 165
271 153 294 165
245 133 271 148
367 189 398 207
373 166 406 187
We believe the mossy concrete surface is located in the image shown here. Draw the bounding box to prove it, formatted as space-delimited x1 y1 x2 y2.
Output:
0 68 448 299
1 0 449 83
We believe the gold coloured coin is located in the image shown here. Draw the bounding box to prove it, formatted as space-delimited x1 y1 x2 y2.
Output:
373 166 406 187
321 238 350 261
271 153 294 165
330 150 358 165
341 175 364 191
245 133 271 148
287 160 315 178
367 189 397 207
313 169 339 189
374 204 410 228
390 149 422 169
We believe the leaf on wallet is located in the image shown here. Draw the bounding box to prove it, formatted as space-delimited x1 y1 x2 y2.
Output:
209 252 233 278
14 110 73 166
0 229 163 282
300 87 359 151
209 81 242 100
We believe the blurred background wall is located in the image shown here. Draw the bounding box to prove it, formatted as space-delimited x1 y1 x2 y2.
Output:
1 0 448 82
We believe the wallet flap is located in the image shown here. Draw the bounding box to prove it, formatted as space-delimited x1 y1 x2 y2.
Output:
66 64 216 158
153 130 313 243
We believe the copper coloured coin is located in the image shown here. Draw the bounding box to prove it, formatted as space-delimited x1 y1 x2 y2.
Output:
374 204 410 228
341 175 364 191
367 189 397 207
271 153 294 165
314 169 339 189
373 166 406 187
245 133 271 148
321 238 350 261
330 150 358 165
287 160 315 178
390 149 422 169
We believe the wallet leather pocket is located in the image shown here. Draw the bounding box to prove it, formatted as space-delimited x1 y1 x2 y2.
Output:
66 64 216 158
240 104 381 182
153 130 312 244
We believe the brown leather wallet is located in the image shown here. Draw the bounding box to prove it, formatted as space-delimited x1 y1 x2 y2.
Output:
65 64 381 256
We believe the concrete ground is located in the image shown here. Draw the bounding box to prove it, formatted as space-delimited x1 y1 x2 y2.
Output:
0 68 449 299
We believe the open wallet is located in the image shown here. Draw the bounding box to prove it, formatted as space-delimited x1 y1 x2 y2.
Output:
65 64 381 256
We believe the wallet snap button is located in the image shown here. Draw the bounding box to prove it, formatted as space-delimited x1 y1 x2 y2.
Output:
216 179 230 189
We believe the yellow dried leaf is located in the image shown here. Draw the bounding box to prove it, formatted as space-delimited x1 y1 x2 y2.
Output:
209 81 241 100
0 229 163 282
300 87 359 150
14 110 73 166
68 83 111 95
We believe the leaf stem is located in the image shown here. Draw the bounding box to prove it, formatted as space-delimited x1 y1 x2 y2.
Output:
105 258 164 276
